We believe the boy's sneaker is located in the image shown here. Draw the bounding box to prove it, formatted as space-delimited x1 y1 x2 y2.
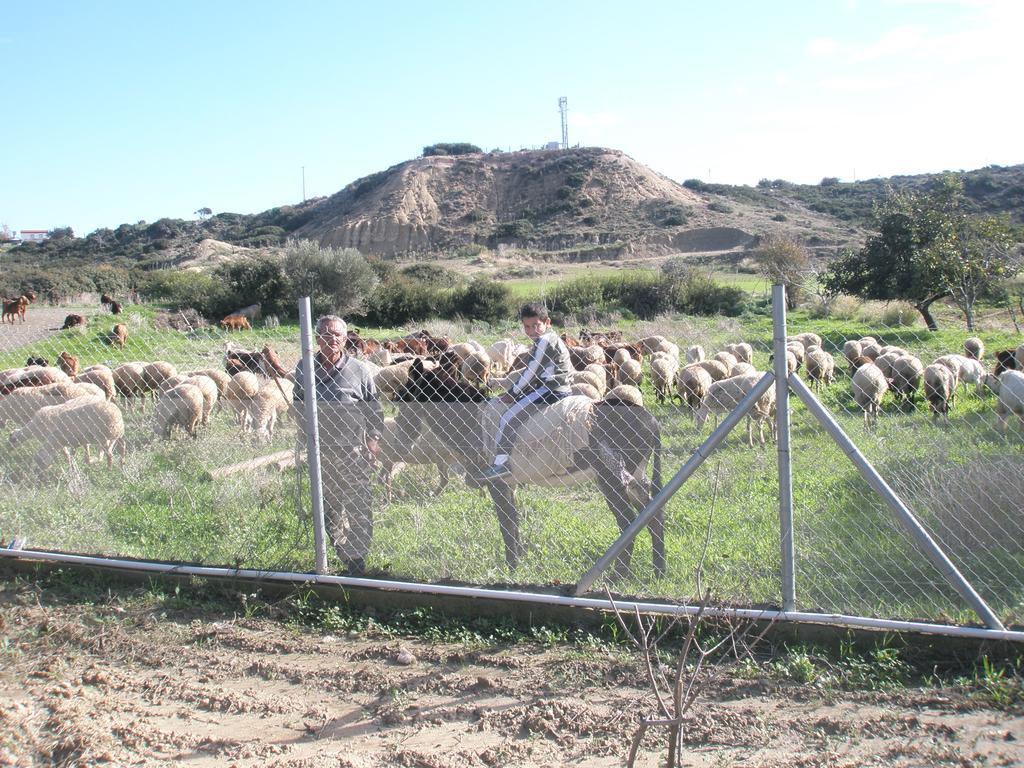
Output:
476 463 513 483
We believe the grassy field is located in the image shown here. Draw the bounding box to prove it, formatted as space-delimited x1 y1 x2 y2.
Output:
0 300 1022 628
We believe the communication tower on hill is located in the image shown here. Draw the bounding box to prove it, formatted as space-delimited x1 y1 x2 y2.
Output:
559 97 568 150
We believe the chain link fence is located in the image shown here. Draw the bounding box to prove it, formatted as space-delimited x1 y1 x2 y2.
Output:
0 292 1021 632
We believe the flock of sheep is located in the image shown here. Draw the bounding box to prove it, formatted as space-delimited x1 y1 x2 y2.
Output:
0 325 1021 476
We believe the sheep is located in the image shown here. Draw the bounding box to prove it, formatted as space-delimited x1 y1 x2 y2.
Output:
0 366 71 394
785 342 805 370
582 363 608 395
994 370 1024 435
933 355 963 390
108 323 128 348
615 359 643 388
245 388 282 442
789 332 822 351
860 342 882 361
10 397 124 468
262 377 294 423
0 381 106 428
676 364 712 411
638 335 668 354
154 383 204 438
879 345 908 358
653 339 681 361
25 356 48 367
713 351 738 370
890 355 924 406
695 373 776 446
957 357 986 391
923 363 956 424
724 342 754 364
964 337 985 361
142 361 178 393
76 365 115 401
612 347 633 367
224 371 260 428
460 349 492 388
187 368 232 400
768 350 799 376
851 363 888 429
375 416 462 502
650 354 679 404
804 348 836 390
112 362 149 409
694 359 730 382
859 336 879 347
874 352 902 382
842 340 863 373
730 362 757 378
185 374 219 425
604 384 644 407
685 345 705 364
486 339 518 375
374 359 436 401
569 369 604 395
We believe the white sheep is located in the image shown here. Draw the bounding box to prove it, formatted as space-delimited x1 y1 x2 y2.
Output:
890 355 924 405
729 362 757 378
0 381 105 428
75 365 115 401
724 342 754 364
112 362 149 409
860 343 881 361
685 345 705 364
486 338 518 375
376 416 464 501
368 346 393 367
650 355 679 405
694 359 730 382
583 363 608 395
616 359 643 388
851 363 888 429
460 350 491 388
923 363 955 424
789 332 822 351
638 335 668 354
874 352 902 382
186 374 220 425
0 366 70 392
569 369 604 396
695 373 775 446
154 383 204 438
842 340 863 373
604 384 644 407
10 397 124 468
612 347 633 366
995 370 1024 435
804 348 836 390
713 351 738 370
570 382 601 400
224 371 260 428
932 355 963 390
785 342 805 369
676 364 713 411
964 337 985 361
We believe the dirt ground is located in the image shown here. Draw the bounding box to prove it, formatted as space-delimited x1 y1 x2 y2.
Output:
1 576 1023 768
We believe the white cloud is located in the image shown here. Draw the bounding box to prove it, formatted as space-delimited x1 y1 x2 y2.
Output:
806 37 840 57
570 111 625 129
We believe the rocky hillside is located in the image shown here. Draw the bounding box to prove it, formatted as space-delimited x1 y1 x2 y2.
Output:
292 147 858 259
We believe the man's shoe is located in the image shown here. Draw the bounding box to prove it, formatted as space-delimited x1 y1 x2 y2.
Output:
476 463 513 483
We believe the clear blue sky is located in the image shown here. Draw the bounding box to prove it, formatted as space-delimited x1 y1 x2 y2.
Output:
3 0 1020 237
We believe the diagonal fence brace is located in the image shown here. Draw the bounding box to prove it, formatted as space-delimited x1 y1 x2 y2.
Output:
788 371 1005 631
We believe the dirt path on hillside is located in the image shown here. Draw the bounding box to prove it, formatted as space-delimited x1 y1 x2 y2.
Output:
0 306 91 352
1 578 1023 767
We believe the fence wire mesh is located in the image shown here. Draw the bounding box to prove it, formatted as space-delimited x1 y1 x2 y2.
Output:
0 294 1021 629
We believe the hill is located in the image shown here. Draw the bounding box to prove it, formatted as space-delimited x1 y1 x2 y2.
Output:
4 149 1023 282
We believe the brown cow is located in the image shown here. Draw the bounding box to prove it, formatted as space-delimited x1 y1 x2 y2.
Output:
2 296 28 324
108 323 128 348
384 338 428 357
100 292 114 305
61 314 87 330
56 351 79 378
110 300 123 314
219 315 252 331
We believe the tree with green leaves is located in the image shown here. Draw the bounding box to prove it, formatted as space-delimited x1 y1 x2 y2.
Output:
821 175 999 331
753 234 809 310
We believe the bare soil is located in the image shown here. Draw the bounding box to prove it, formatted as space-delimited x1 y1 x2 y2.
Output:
1 577 1023 767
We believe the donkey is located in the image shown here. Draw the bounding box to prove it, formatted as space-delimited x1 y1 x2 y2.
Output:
394 359 665 579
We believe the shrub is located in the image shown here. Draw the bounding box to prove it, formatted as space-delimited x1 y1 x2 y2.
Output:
455 242 488 259
493 219 535 240
422 142 482 157
283 240 379 318
878 302 919 328
399 263 459 287
683 179 708 192
708 201 733 214
771 213 787 222
144 270 224 315
362 277 439 326
446 278 515 324
211 254 291 318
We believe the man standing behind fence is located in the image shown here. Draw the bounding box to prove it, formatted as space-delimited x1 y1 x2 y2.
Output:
293 315 383 576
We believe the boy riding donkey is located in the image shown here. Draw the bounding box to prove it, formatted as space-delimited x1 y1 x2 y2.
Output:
476 303 572 483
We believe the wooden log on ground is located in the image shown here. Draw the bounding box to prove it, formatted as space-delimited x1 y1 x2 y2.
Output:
205 449 303 480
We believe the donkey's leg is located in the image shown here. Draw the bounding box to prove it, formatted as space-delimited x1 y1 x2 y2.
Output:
488 481 521 571
594 472 635 579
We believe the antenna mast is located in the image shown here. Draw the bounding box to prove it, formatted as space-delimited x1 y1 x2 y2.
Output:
559 96 568 150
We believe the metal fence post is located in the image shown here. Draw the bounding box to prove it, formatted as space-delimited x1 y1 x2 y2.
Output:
772 284 796 611
298 298 328 574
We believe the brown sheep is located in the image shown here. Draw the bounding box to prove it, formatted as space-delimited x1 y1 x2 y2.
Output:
108 323 128 348
219 315 252 331
55 351 79 378
61 314 87 330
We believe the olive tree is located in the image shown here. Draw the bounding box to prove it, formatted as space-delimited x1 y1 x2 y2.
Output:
283 239 378 318
753 234 808 310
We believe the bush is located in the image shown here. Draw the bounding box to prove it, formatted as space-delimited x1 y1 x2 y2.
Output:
806 294 860 320
771 213 787 222
144 270 224 315
422 142 482 157
210 254 291 318
878 302 919 328
708 201 733 214
682 179 708 192
362 277 440 326
283 240 378 318
493 219 535 240
446 278 515 324
455 242 488 259
399 263 459 287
